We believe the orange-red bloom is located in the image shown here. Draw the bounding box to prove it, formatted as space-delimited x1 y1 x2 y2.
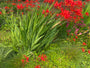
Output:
83 42 87 45
56 14 59 17
54 1 59 8
37 6 40 8
42 10 45 14
60 10 71 19
73 38 75 41
5 6 9 10
35 65 41 68
38 54 47 61
18 0 21 2
85 12 89 16
12 3 16 5
88 50 90 54
46 9 49 13
0 12 2 14
75 36 78 39
17 4 24 10
21 59 25 63
22 12 24 15
23 55 29 62
82 48 85 52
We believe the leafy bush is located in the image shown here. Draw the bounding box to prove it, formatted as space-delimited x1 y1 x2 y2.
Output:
4 3 61 56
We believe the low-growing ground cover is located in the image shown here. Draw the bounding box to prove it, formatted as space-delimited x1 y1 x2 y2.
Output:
0 0 90 68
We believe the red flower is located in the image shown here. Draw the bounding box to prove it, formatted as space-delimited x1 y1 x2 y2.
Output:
86 0 90 2
17 4 24 10
54 1 59 8
31 4 35 8
24 55 27 58
26 57 29 61
26 0 29 2
26 60 29 62
18 0 21 2
37 6 40 8
21 59 25 63
22 12 24 15
5 6 9 10
83 42 87 45
82 48 85 52
17 4 21 10
74 8 82 17
12 3 16 6
26 3 29 8
42 10 45 14
56 14 59 17
0 12 2 14
43 0 55 4
46 9 49 13
76 0 82 7
75 36 78 39
35 65 41 68
88 50 90 54
24 55 29 60
23 55 29 63
83 2 86 5
20 4 24 10
85 12 89 16
60 10 71 19
38 54 47 61
73 38 75 41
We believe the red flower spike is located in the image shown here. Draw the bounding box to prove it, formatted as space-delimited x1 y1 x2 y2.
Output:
26 60 29 62
5 6 9 10
82 48 85 52
44 54 47 59
0 12 2 14
60 10 71 19
56 14 59 17
38 54 47 61
86 0 90 2
17 4 21 10
24 55 27 58
41 54 45 61
16 4 24 10
22 12 24 15
73 38 75 41
83 2 86 5
37 6 40 8
26 57 29 61
43 0 55 4
20 4 24 10
42 10 45 14
18 0 21 2
54 1 59 8
35 65 41 68
46 9 49 13
85 12 89 16
26 0 29 2
83 42 87 45
12 3 16 5
38 55 40 57
21 59 25 63
88 50 90 54
75 36 78 39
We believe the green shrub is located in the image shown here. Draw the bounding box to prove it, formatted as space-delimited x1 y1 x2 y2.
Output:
4 3 61 56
